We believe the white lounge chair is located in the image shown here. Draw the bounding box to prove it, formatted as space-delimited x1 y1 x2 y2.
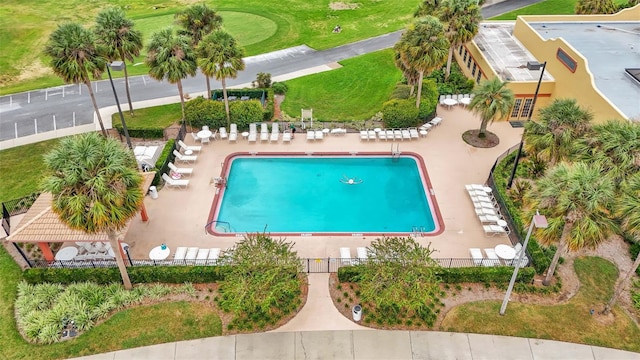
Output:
439 95 446 105
474 201 495 210
307 130 315 141
378 129 387 141
190 132 201 143
173 150 197 164
356 247 368 262
386 129 394 140
196 248 209 263
219 127 228 140
471 195 492 204
469 248 484 266
360 130 368 141
330 128 347 136
478 214 500 223
174 247 187 260
475 207 499 216
483 248 502 266
367 130 376 141
401 129 411 140
168 162 193 176
340 247 352 266
282 130 292 143
430 117 443 126
315 130 323 140
260 123 269 142
229 124 238 142
208 248 221 264
271 123 280 142
178 140 201 153
409 128 419 139
483 224 508 236
185 247 198 261
162 173 189 189
394 129 402 140
248 123 257 143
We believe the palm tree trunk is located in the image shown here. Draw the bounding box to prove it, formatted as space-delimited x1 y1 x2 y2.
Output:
177 79 186 123
479 119 488 137
543 222 573 286
85 80 108 137
415 71 424 109
409 84 415 97
445 47 454 81
205 75 211 100
119 49 134 116
222 77 230 127
108 230 132 290
602 251 640 314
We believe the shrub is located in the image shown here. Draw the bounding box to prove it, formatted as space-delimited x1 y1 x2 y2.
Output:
390 85 412 100
418 79 438 121
263 87 275 121
184 97 227 129
113 123 164 139
255 72 272 88
151 139 175 186
382 99 419 128
272 82 288 95
229 100 264 130
426 63 475 95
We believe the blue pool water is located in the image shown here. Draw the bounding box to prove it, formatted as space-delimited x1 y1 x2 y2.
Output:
214 156 437 234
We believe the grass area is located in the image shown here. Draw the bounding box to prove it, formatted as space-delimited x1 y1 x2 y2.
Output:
1 0 418 94
113 102 182 129
281 49 402 121
441 257 640 352
0 138 60 203
0 246 222 360
490 0 629 20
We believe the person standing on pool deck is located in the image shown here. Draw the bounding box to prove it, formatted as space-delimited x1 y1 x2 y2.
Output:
290 123 296 138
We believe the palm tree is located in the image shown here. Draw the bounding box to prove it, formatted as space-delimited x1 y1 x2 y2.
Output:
94 7 144 116
468 77 515 137
41 132 143 290
394 16 449 108
414 0 442 17
44 23 107 136
524 98 593 166
603 172 640 314
575 0 618 14
437 0 482 80
145 28 197 122
175 3 223 97
197 30 245 126
526 162 617 286
393 51 420 96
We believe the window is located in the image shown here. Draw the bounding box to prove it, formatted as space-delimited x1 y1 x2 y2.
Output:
467 56 472 68
463 50 468 62
476 71 482 83
459 46 464 56
520 98 533 118
510 99 523 118
472 63 477 76
556 48 577 73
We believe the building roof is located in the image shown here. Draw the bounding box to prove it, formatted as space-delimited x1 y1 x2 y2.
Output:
474 22 554 82
530 21 640 120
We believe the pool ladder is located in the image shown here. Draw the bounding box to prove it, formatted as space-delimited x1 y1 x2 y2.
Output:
412 226 426 237
391 144 401 161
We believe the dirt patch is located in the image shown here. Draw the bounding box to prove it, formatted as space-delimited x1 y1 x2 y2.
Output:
462 129 500 148
16 59 52 82
274 94 284 120
329 2 360 10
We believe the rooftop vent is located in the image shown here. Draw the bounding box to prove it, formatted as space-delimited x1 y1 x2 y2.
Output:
625 68 640 88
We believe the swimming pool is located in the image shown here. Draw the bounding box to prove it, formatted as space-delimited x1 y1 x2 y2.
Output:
207 152 443 236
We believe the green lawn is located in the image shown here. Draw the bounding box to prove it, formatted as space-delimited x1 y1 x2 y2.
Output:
0 0 418 94
0 246 222 360
114 102 182 129
281 49 402 121
490 0 629 20
441 257 640 353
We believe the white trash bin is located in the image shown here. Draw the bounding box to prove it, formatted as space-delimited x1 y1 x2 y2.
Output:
149 186 158 199
352 305 362 321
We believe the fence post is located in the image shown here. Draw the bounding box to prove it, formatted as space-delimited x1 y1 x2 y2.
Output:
13 243 32 268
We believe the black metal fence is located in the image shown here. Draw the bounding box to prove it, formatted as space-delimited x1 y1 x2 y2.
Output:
1 192 40 236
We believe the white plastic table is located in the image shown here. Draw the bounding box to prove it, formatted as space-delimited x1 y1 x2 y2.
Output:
196 130 212 139
443 98 458 108
149 245 171 260
184 149 193 156
242 131 249 140
497 220 508 228
55 247 78 261
107 242 129 257
460 97 471 106
495 244 516 260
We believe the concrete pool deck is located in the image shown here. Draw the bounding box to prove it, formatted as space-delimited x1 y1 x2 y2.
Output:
122 105 523 260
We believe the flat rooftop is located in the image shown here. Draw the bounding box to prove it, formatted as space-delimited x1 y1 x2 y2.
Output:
530 21 640 120
474 22 554 82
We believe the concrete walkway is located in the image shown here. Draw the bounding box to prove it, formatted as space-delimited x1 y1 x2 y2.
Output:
75 330 640 360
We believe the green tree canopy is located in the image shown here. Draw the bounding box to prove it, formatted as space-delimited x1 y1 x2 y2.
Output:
468 77 515 137
436 0 482 80
575 0 618 14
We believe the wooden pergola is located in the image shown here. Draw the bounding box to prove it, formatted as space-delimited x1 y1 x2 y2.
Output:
5 172 156 262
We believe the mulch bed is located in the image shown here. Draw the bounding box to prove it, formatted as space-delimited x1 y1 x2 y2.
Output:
462 129 500 148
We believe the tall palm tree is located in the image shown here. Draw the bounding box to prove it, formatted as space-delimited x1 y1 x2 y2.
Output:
175 3 223 97
468 77 515 137
437 0 482 80
94 7 144 116
41 133 143 290
603 172 640 314
197 30 245 126
145 28 197 122
44 23 107 136
394 16 449 108
580 119 640 186
526 162 617 286
524 98 593 166
414 0 442 17
393 51 420 96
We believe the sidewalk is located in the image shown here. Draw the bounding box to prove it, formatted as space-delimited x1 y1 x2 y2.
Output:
74 330 640 360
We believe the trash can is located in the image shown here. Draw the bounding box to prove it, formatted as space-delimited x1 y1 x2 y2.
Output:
149 186 158 199
352 305 362 321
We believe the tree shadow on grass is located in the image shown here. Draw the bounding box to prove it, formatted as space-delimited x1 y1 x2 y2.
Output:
462 129 500 148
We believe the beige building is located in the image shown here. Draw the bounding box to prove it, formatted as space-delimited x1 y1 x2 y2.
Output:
456 5 640 124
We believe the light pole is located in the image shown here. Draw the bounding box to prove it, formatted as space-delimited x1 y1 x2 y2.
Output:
106 61 132 150
500 211 548 315
507 61 547 189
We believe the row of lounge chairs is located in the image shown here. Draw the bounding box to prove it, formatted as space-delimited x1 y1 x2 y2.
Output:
307 130 325 141
465 184 510 236
340 246 369 265
360 128 420 141
174 246 221 264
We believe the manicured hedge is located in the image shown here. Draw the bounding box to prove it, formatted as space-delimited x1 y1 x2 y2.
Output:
338 264 535 284
229 100 264 130
113 125 165 139
263 87 275 121
23 265 231 285
152 139 176 186
185 97 227 130
382 99 420 128
418 79 438 121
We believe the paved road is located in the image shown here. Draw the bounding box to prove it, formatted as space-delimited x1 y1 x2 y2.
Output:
0 1 532 142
